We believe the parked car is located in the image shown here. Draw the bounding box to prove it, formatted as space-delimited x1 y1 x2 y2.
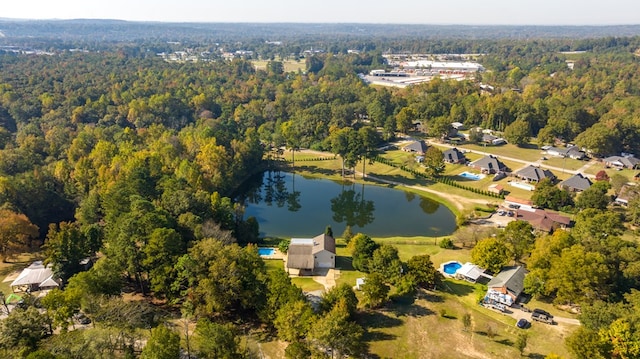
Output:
516 318 530 329
531 308 554 324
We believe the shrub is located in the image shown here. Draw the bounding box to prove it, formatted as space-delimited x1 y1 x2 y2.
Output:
439 237 454 249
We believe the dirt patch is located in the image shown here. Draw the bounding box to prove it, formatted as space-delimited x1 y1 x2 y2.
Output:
2 270 21 283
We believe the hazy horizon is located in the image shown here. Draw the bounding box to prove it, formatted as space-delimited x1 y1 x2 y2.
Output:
2 0 639 26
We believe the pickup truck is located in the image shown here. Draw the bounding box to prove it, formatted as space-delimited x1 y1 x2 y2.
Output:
531 309 554 324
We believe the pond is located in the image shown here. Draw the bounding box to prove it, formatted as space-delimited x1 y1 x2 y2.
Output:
237 171 457 238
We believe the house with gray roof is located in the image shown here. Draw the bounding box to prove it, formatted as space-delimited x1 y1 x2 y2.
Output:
402 140 429 155
10 261 60 293
615 184 639 206
515 165 556 183
442 147 467 164
559 173 592 192
470 155 507 174
604 156 640 170
485 266 527 306
545 146 585 160
286 234 336 275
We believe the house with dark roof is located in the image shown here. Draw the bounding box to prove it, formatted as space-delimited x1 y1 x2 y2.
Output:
442 147 467 164
515 209 571 233
604 156 640 170
515 165 556 183
559 173 592 192
402 140 429 155
470 155 507 174
485 266 527 307
286 234 336 275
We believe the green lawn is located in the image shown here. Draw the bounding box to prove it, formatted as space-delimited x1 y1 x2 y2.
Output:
543 156 587 172
584 163 638 179
457 143 544 162
290 277 325 291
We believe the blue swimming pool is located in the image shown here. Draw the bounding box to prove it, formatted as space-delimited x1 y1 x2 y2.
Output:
258 248 276 256
458 171 485 181
443 261 462 275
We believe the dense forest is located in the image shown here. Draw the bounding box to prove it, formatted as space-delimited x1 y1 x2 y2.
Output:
0 22 639 358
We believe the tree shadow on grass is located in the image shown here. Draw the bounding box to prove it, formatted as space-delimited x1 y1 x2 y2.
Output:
527 354 545 359
363 330 398 342
391 303 434 318
357 311 403 330
495 338 513 346
443 280 476 297
420 290 444 303
335 256 355 271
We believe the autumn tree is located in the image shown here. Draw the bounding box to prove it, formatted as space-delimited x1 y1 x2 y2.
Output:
545 245 609 305
498 220 535 263
274 299 315 342
406 254 441 289
310 298 365 358
0 209 39 262
531 178 573 210
423 146 445 178
471 237 509 273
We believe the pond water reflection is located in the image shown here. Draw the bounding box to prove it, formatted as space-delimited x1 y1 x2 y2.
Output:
238 171 457 238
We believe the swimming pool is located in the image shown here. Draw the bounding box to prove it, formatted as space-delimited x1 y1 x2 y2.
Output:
442 261 462 275
458 171 485 181
258 248 276 256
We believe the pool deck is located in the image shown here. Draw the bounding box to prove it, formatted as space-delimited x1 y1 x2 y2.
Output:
259 248 285 260
439 260 463 278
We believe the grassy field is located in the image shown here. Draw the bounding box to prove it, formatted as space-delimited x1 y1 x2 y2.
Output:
584 163 638 179
457 143 544 162
543 156 587 172
251 59 305 73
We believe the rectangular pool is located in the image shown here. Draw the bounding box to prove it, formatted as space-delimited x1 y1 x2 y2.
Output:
258 248 276 256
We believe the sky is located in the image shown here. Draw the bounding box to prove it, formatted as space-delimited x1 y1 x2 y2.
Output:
2 0 640 25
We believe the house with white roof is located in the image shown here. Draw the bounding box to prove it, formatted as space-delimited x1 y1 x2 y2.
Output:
10 261 60 293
